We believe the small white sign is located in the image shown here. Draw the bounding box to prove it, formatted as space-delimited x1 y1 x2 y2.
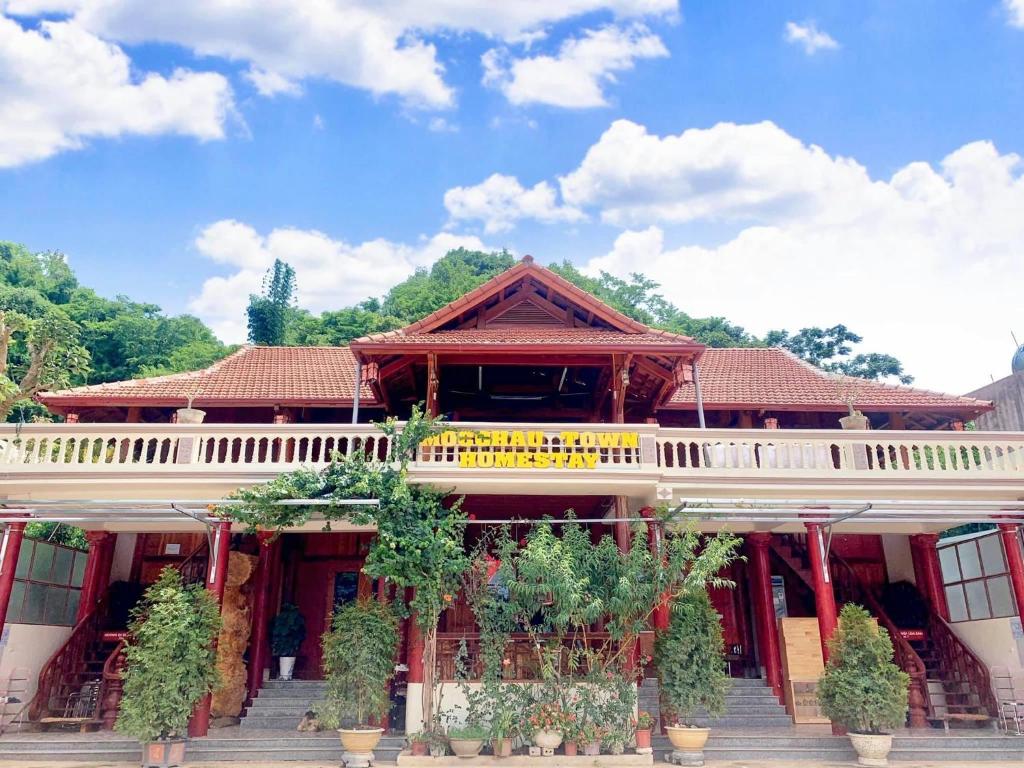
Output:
164 543 181 555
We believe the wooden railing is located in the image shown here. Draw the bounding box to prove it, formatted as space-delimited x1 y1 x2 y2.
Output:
2 423 1022 483
436 632 617 681
926 613 999 718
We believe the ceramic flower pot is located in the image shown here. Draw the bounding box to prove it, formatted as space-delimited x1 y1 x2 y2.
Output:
492 738 513 757
635 728 652 749
848 733 893 767
449 738 484 758
278 656 296 680
533 729 563 749
339 727 384 755
665 725 710 752
839 413 869 430
411 741 429 756
583 740 601 756
142 738 186 768
564 740 578 756
175 407 206 424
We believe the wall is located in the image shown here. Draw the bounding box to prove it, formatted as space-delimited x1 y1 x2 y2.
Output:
949 616 1024 678
0 624 73 717
881 535 917 585
109 533 137 583
967 371 1024 431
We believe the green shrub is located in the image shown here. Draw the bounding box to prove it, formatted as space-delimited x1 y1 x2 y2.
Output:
270 603 306 657
319 599 399 728
654 589 730 726
818 604 909 734
115 568 221 742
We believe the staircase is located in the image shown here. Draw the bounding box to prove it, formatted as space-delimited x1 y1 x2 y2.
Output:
240 679 328 731
639 676 792 729
771 534 996 726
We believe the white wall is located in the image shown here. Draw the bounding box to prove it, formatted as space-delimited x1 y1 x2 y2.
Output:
0 624 73 719
950 617 1024 678
881 534 916 584
109 532 137 583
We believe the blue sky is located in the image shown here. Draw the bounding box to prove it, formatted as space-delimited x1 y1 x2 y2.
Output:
1 1 1023 393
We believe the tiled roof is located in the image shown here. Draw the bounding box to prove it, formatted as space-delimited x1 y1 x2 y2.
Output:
665 348 991 413
354 327 692 348
38 346 376 407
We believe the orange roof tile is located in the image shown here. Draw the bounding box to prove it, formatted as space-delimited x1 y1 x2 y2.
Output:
665 348 991 414
38 346 376 408
354 326 694 349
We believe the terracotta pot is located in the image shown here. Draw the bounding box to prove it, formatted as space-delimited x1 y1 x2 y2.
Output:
411 741 429 756
848 732 893 767
583 740 601 756
175 407 206 424
491 738 513 757
665 725 710 752
564 740 578 756
339 727 384 755
635 728 651 749
142 739 186 768
533 729 563 749
449 738 484 758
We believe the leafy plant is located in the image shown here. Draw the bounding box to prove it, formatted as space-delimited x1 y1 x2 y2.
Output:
115 568 221 742
655 589 730 727
818 604 909 735
319 599 399 729
635 711 653 730
447 724 489 740
270 603 306 657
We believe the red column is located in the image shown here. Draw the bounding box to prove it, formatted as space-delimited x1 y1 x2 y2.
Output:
804 523 838 663
747 533 783 700
189 520 232 737
76 531 111 623
639 507 669 633
0 523 26 636
406 612 424 685
910 534 949 621
998 523 1024 620
246 532 276 701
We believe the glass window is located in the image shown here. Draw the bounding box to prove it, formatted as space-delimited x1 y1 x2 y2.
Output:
986 575 1015 618
10 538 86 626
958 542 983 580
43 587 68 625
64 589 81 626
22 582 48 624
52 546 74 585
15 541 32 579
979 535 1006 576
939 546 961 582
71 551 87 587
945 584 968 622
964 580 991 620
8 580 25 623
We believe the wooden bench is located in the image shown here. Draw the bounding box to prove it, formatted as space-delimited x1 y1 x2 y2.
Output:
39 716 102 733
932 713 994 732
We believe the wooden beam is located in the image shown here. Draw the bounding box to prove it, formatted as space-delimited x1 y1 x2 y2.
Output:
425 353 439 417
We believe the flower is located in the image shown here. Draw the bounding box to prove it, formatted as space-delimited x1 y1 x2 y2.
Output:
443 593 453 603
501 658 511 666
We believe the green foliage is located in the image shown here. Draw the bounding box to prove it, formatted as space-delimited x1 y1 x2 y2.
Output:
654 589 731 726
269 603 306 657
765 325 913 384
24 522 87 550
319 599 399 728
381 249 515 321
818 604 909 734
115 568 222 741
247 259 297 345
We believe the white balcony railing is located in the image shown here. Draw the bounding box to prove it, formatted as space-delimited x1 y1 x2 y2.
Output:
0 423 1022 482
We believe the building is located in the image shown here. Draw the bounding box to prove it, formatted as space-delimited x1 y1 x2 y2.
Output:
968 371 1024 432
2 256 1023 750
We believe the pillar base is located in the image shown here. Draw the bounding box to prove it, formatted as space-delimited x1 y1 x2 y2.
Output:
667 750 704 767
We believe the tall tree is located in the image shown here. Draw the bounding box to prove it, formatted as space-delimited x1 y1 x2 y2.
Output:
247 259 297 345
765 325 913 384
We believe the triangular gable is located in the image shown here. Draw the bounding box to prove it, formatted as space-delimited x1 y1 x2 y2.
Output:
377 255 690 339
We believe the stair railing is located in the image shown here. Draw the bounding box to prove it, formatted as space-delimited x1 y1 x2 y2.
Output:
926 613 998 718
98 539 211 728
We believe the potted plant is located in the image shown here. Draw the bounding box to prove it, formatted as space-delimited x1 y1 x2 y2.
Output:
488 697 518 757
818 604 909 767
115 568 221 768
408 731 431 757
527 701 566 750
175 382 206 424
269 603 305 680
579 723 602 756
654 589 730 759
634 710 654 749
448 723 489 758
319 599 399 767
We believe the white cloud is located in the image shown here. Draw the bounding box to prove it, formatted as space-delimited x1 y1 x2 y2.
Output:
244 67 301 97
0 15 234 167
428 116 459 133
559 119 875 227
444 173 585 233
784 21 839 55
574 127 1024 393
7 1 678 111
190 220 490 342
482 24 667 108
1005 0 1024 28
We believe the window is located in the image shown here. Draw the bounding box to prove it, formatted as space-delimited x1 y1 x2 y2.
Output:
939 531 1019 622
7 539 87 626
